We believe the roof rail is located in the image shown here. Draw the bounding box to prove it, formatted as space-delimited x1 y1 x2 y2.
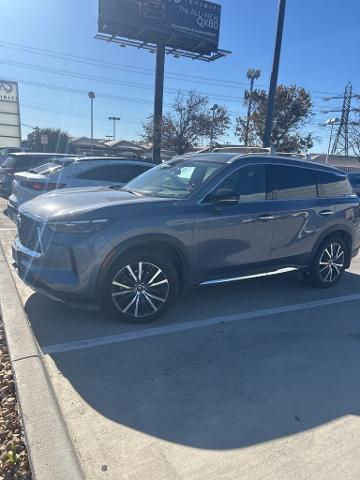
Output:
212 146 273 155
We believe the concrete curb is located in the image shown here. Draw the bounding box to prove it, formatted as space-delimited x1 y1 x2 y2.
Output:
0 243 85 480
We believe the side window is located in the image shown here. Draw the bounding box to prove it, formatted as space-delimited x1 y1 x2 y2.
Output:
211 164 266 202
271 165 317 200
78 164 149 183
316 172 353 198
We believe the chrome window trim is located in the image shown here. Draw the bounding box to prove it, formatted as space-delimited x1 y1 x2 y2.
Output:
14 236 42 258
199 267 298 286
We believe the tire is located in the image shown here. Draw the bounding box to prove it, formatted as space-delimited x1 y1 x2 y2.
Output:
102 249 179 323
304 235 349 288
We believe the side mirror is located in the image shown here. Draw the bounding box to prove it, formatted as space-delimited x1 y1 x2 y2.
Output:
210 188 240 209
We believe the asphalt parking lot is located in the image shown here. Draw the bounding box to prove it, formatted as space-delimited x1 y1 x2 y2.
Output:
1 196 360 479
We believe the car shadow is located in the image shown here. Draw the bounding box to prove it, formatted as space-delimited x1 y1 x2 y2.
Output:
24 270 360 450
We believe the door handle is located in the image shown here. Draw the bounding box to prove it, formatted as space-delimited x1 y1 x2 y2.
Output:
258 215 276 222
319 210 334 217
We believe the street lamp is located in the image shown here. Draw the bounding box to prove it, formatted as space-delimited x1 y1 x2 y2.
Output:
108 116 121 140
210 104 220 149
88 91 95 151
244 68 261 146
324 117 340 164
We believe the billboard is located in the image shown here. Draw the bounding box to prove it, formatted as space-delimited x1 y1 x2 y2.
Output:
0 80 21 149
98 0 221 55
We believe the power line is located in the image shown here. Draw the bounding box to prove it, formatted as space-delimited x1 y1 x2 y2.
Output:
1 57 247 104
0 40 346 98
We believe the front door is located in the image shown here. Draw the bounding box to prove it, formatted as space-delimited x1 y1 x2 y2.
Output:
194 164 277 282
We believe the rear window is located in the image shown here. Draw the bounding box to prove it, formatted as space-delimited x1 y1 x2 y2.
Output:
77 164 150 183
348 174 360 188
271 165 317 200
2 155 54 170
316 172 354 198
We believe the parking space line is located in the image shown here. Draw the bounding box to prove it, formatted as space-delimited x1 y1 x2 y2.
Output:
42 293 360 355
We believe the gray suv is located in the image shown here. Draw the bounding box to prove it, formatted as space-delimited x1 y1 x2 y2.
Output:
12 154 360 323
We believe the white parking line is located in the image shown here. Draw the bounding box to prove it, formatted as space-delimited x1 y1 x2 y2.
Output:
42 293 360 355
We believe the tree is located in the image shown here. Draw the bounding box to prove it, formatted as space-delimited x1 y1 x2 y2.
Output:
27 127 75 154
235 85 314 152
141 91 230 155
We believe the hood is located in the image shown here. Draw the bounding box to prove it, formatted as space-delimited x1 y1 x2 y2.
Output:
20 186 173 220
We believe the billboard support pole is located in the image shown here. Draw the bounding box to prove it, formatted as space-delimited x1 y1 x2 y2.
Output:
153 43 166 164
263 0 286 148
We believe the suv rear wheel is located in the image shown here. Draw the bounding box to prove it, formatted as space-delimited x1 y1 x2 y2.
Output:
304 236 348 288
103 249 179 323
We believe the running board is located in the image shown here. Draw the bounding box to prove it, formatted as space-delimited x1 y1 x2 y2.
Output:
199 267 299 286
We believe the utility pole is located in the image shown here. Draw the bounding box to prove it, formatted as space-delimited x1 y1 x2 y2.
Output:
153 44 166 164
244 68 261 146
210 104 219 149
88 91 95 152
108 116 121 140
263 0 287 148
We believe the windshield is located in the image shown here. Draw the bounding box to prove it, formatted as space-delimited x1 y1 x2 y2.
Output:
125 159 224 198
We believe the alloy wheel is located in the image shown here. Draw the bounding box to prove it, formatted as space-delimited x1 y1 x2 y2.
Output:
111 262 169 318
318 243 345 283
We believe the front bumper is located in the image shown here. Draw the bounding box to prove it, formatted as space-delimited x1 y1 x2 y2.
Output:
11 235 107 309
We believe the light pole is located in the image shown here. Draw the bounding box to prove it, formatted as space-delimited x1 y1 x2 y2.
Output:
88 91 95 152
244 68 261 146
325 117 340 164
108 116 121 140
263 0 287 148
210 104 219 149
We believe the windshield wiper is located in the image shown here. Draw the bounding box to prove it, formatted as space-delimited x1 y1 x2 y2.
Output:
120 187 142 196
28 169 38 174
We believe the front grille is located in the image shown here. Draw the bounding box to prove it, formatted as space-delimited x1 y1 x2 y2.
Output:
18 213 42 253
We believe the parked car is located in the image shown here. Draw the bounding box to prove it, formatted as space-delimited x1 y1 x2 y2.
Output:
348 172 360 197
7 156 153 221
0 152 74 198
12 153 360 324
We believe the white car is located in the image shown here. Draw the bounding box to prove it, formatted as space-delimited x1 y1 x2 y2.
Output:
7 156 153 221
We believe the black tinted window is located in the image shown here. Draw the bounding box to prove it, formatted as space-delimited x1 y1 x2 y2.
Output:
271 166 317 200
348 174 360 188
2 155 57 170
213 165 266 202
78 164 150 183
316 172 353 198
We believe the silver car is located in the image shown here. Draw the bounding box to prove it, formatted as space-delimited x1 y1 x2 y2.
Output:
7 156 153 221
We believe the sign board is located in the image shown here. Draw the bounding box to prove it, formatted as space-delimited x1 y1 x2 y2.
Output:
98 0 221 55
40 135 48 145
0 80 21 149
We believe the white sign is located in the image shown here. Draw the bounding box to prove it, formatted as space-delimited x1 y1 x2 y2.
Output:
41 135 48 145
0 80 21 148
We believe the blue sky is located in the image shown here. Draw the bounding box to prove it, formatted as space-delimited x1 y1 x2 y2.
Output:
1 0 360 152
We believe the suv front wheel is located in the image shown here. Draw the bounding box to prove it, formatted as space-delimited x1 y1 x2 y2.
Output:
304 236 348 288
103 249 179 323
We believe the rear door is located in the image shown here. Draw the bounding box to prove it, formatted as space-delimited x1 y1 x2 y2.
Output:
269 164 331 267
194 163 277 282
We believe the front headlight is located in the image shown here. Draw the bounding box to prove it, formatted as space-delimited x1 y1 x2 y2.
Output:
46 219 111 234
